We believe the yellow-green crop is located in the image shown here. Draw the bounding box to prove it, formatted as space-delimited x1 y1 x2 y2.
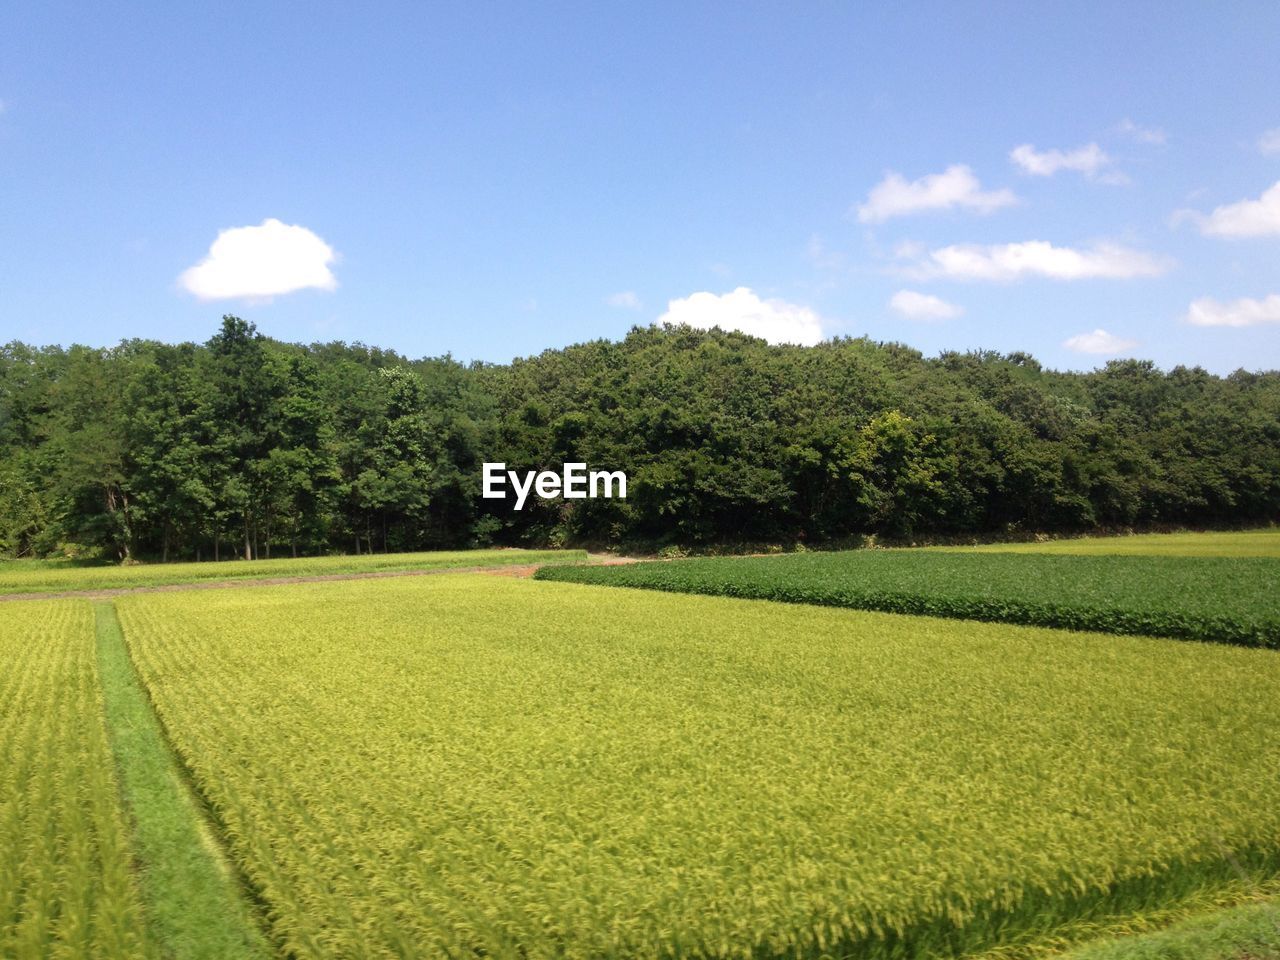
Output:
117 575 1280 958
0 601 148 957
0 547 585 595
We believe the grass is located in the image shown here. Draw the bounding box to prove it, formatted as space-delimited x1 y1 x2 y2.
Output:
116 574 1280 958
536 551 1280 647
0 600 149 957
95 602 270 960
0 547 586 595
1059 896 1280 959
929 528 1280 558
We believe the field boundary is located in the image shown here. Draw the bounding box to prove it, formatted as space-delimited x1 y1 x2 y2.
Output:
0 555 630 602
95 602 274 959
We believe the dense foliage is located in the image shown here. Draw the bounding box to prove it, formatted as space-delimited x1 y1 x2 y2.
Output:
119 575 1280 958
537 551 1280 647
0 601 147 957
4 316 1278 560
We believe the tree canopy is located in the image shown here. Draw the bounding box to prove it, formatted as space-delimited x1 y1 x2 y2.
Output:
2 316 1276 560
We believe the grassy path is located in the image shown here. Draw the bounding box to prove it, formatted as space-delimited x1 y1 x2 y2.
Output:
1059 897 1280 959
95 602 272 959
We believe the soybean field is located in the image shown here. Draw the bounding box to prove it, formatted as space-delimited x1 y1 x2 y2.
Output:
536 550 1280 647
116 574 1280 959
930 527 1280 558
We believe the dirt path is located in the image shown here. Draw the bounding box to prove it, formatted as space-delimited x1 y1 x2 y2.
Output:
0 554 643 603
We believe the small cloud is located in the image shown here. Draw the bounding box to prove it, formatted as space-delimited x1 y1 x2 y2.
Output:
892 239 926 260
1258 129 1280 157
888 290 963 321
855 165 1016 223
178 219 337 301
1177 181 1280 238
904 240 1170 282
1185 294 1280 327
606 291 642 310
1063 329 1140 355
1116 118 1167 145
658 287 826 346
1009 142 1116 179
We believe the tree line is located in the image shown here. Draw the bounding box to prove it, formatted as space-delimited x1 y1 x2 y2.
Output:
1 315 1277 561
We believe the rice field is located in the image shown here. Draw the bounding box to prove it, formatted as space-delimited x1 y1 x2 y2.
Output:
116 574 1280 959
0 547 586 595
0 601 148 958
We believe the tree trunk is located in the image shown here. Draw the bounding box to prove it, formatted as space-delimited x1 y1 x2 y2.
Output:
243 517 252 561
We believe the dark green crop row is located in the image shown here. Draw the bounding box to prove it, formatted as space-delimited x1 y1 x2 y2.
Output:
535 551 1280 647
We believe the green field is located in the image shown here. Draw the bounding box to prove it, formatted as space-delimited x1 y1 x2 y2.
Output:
0 547 586 595
932 528 1280 558
116 574 1280 959
0 601 148 957
537 551 1280 647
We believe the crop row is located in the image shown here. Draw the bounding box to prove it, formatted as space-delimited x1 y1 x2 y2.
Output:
0 601 147 957
536 551 1280 647
118 575 1280 958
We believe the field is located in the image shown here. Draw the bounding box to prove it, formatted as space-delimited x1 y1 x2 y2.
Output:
0 601 147 957
116 574 1280 959
536 551 1280 647
0 547 586 595
931 528 1280 558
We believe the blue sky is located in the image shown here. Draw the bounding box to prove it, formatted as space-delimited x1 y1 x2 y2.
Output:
2 2 1279 373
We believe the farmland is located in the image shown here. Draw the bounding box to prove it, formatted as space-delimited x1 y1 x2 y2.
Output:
536 551 1280 647
0 547 586 596
0 601 147 957
931 527 1280 558
116 574 1280 959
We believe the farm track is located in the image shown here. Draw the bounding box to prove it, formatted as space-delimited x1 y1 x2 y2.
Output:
0 553 639 602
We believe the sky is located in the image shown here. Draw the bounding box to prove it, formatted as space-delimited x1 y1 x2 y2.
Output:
2 2 1279 374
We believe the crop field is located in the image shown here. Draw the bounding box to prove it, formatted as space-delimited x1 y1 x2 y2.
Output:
931 527 1280 558
116 574 1280 959
0 601 147 957
536 551 1280 648
0 547 586 596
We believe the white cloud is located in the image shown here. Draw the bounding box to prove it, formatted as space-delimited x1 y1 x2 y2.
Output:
1185 294 1280 327
1116 118 1166 145
178 218 338 301
888 290 963 321
906 240 1170 282
1259 129 1280 157
657 287 826 345
606 291 642 310
856 165 1016 223
1009 142 1114 179
1179 181 1280 238
1062 329 1140 355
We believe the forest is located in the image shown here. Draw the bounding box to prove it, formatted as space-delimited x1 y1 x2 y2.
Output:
1 315 1277 561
